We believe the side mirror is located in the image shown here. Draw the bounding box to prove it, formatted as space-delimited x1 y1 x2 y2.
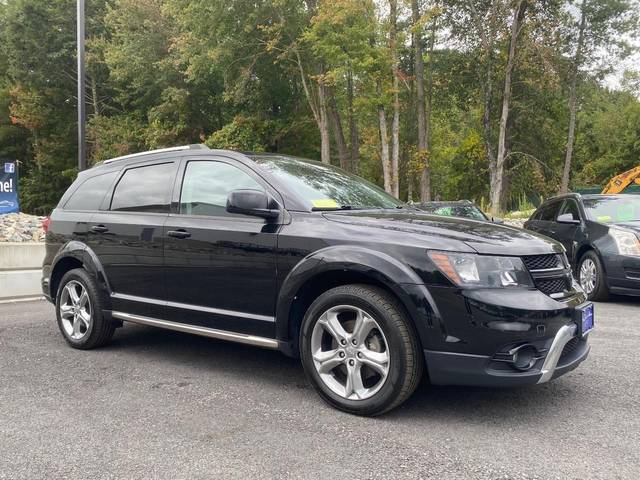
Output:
226 189 280 220
492 217 504 224
557 213 580 224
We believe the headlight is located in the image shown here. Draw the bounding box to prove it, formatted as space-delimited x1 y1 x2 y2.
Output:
610 228 640 256
428 251 534 288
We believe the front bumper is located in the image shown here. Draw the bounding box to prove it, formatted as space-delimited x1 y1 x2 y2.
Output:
604 253 640 297
424 322 590 387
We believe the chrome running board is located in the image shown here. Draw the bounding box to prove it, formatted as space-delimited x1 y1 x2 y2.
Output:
112 311 279 350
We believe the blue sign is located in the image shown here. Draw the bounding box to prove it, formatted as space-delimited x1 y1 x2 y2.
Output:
0 161 19 214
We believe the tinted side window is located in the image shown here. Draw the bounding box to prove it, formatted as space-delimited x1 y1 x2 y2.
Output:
64 171 118 211
540 202 561 221
110 163 174 213
180 161 263 217
559 200 580 220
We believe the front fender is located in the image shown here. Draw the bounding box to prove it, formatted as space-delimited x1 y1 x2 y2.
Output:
275 245 440 352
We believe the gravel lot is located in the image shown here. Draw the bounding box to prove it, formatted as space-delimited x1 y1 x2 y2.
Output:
1 298 638 479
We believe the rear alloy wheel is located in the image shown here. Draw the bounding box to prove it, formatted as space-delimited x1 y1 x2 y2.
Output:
59 280 92 340
55 268 115 349
300 284 423 416
578 251 609 302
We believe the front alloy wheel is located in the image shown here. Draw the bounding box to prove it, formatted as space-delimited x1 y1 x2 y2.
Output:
311 305 390 400
579 258 597 296
577 251 609 301
300 284 423 416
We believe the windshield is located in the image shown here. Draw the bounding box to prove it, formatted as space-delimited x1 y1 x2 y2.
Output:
252 155 404 210
422 204 487 221
583 196 640 223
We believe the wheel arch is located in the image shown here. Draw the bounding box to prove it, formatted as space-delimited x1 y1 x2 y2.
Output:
50 242 112 307
275 246 437 357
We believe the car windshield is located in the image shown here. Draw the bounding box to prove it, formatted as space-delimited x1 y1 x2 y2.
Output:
422 204 487 221
252 155 404 210
583 196 640 223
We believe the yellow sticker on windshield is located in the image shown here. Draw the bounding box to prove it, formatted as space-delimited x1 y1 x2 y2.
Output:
596 215 612 223
312 199 340 209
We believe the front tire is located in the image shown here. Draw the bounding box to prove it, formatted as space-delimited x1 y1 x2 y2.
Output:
55 268 115 349
578 251 609 301
300 284 423 416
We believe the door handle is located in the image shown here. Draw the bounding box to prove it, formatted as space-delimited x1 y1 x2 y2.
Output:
167 229 191 239
91 225 109 233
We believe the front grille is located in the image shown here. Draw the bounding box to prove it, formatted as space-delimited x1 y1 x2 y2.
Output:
560 337 580 359
522 253 571 297
536 278 569 295
522 254 561 271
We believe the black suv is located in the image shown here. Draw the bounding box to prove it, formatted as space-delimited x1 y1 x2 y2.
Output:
42 146 593 415
525 193 640 301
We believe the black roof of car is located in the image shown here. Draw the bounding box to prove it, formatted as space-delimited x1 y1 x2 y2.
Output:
539 193 638 205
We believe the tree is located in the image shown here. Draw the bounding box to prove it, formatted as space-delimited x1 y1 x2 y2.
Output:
1 0 640 215
559 0 638 193
491 0 527 215
412 0 431 202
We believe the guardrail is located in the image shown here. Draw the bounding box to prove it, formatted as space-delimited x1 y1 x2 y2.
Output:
0 242 45 301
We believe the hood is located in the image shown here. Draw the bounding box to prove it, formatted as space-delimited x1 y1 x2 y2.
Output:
324 210 564 256
611 221 640 235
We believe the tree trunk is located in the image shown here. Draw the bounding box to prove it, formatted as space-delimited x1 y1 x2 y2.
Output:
90 76 100 116
317 82 331 164
389 0 400 198
490 0 526 216
291 45 331 164
328 89 349 170
347 69 359 174
412 0 430 202
424 18 436 200
560 0 587 194
483 59 496 173
377 82 392 194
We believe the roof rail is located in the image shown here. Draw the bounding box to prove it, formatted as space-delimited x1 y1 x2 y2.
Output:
546 192 582 201
102 144 209 165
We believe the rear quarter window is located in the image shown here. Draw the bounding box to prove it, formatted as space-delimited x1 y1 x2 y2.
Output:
110 162 174 213
63 171 118 211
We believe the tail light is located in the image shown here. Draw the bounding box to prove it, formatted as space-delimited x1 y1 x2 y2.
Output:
42 216 51 234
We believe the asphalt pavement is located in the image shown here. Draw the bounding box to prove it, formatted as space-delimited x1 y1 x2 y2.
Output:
1 298 639 479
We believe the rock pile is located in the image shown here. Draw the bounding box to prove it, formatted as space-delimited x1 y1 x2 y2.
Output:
503 218 527 229
0 213 46 242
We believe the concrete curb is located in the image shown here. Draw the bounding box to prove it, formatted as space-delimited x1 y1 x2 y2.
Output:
0 242 45 300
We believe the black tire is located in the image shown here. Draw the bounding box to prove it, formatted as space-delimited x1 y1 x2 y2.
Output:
55 268 115 349
578 251 609 302
299 284 423 416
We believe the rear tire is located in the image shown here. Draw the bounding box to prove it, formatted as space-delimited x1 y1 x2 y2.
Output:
55 268 115 349
578 251 609 302
299 284 423 416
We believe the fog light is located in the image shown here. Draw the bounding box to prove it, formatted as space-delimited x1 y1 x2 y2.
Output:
512 344 537 371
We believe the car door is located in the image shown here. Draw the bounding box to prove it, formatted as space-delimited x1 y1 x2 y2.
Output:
530 201 562 238
554 199 583 262
88 160 178 318
163 156 280 338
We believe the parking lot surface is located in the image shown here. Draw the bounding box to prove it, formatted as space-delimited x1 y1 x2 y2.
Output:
1 298 638 479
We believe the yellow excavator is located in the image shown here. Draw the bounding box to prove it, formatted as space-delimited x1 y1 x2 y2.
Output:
601 165 640 194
